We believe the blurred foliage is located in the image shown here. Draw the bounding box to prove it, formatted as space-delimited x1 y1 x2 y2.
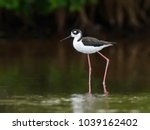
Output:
0 0 97 14
0 0 150 33
0 0 19 10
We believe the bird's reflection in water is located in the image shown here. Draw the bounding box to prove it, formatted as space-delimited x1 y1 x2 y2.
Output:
70 94 109 113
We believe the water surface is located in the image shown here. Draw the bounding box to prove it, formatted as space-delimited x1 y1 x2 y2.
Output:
0 34 149 112
0 93 150 112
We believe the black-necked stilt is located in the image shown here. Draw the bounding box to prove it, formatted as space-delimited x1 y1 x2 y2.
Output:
60 29 115 95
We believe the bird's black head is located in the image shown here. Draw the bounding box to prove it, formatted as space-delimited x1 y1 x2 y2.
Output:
71 29 81 35
71 29 82 39
60 29 82 42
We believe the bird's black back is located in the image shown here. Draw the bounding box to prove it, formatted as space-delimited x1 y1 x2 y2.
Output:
82 37 114 47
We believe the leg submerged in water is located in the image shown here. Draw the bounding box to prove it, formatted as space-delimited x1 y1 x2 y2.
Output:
97 52 109 96
87 54 92 95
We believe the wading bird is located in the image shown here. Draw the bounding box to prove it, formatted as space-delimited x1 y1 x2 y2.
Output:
60 29 115 95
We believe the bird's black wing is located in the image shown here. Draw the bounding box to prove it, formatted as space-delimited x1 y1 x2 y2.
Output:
82 37 114 47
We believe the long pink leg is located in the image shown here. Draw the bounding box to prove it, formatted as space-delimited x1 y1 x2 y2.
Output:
97 52 109 95
87 54 92 95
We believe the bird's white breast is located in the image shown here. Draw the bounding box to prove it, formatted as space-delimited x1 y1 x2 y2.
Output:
73 39 107 54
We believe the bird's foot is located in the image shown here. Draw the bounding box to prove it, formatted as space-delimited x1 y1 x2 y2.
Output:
104 90 109 96
103 83 108 96
88 91 92 96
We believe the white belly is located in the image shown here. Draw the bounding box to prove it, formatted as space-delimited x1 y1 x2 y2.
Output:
73 40 105 54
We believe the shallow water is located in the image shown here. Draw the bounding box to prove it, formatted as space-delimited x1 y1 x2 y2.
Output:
0 33 149 112
0 93 150 112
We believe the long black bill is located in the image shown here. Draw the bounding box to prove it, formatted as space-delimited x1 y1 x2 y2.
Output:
60 35 71 42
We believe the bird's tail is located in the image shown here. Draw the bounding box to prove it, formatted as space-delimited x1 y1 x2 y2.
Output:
104 44 114 48
101 40 116 45
109 42 116 45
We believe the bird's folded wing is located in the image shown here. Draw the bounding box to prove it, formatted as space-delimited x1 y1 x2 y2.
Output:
82 37 115 47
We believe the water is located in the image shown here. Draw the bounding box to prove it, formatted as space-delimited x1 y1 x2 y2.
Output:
0 93 150 112
0 34 149 112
